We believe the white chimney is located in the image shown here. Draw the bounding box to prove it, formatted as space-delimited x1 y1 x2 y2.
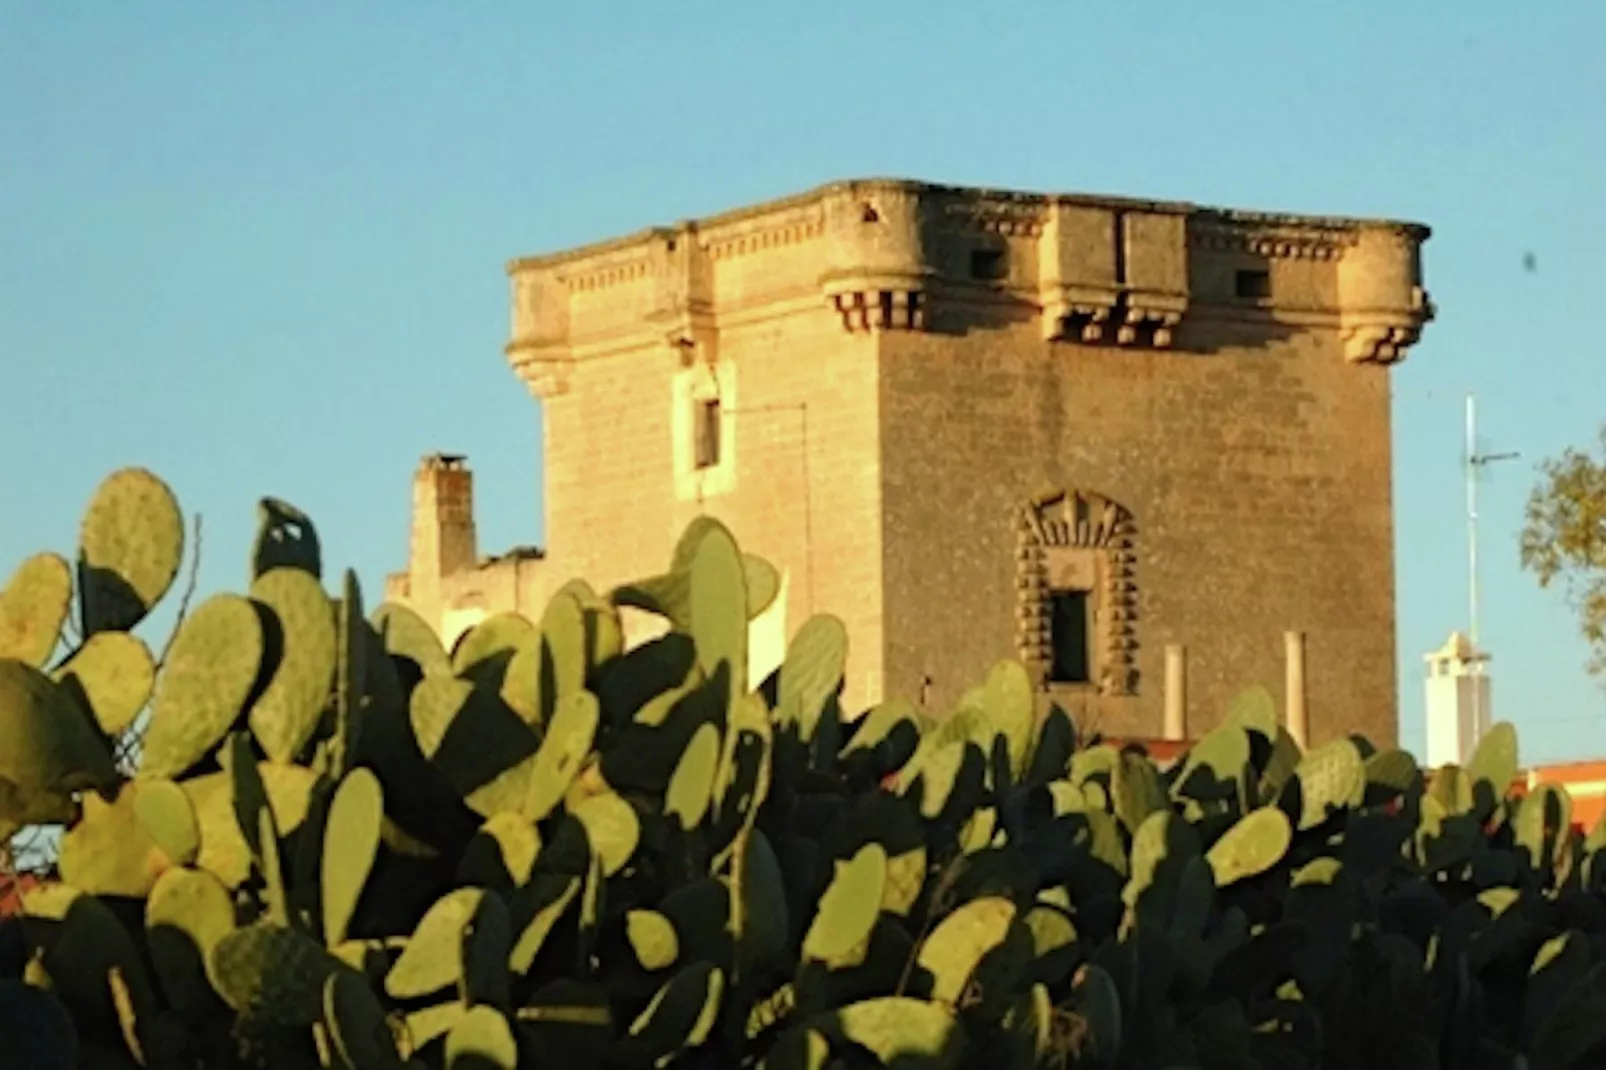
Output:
1424 630 1492 768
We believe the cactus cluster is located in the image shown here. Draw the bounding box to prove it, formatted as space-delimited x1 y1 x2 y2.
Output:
2 469 1606 1069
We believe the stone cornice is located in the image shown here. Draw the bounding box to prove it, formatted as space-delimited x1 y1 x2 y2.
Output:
505 178 1433 392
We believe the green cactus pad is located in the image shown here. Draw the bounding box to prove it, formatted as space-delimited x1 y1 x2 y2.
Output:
451 611 538 675
915 896 1017 1006
445 1004 519 1069
248 566 339 763
627 910 680 972
145 866 236 1013
372 601 451 678
1363 748 1422 795
0 657 117 809
1467 721 1519 794
57 782 172 898
208 920 347 1024
522 689 601 822
472 811 541 887
1171 724 1252 806
1290 738 1366 829
689 520 749 704
802 842 888 967
539 587 592 706
77 467 184 635
776 614 848 744
1206 806 1292 886
1112 750 1167 834
882 843 927 918
1024 904 1078 960
612 541 782 627
322 971 406 1070
51 630 156 737
183 762 316 887
734 828 789 971
1071 963 1122 1068
409 671 541 818
139 593 264 779
385 888 483 1000
250 496 322 580
509 875 582 974
979 658 1036 781
816 997 962 1069
1224 684 1280 740
322 767 383 948
133 776 200 866
666 721 721 831
838 697 920 758
622 960 725 1065
374 600 452 684
554 578 625 672
460 891 514 1008
0 552 72 668
573 791 640 877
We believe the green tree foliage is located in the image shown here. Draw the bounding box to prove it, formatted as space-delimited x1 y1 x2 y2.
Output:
1520 423 1606 681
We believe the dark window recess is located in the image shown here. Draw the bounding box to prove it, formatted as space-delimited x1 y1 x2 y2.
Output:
693 398 722 469
1047 589 1092 685
1235 268 1271 300
969 248 1007 282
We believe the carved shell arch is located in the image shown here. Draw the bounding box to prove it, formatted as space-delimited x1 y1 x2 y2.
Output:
1014 488 1138 695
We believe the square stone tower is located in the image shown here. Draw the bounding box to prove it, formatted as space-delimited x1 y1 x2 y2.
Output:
390 178 1432 746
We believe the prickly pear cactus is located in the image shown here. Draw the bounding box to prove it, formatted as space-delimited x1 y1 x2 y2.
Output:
3 467 1606 1070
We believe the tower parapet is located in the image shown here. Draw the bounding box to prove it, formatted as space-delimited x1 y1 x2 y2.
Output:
504 177 1433 398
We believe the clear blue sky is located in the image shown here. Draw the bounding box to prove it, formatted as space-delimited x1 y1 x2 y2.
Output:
3 3 1601 765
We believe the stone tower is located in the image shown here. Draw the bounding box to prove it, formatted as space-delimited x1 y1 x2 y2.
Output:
388 178 1433 746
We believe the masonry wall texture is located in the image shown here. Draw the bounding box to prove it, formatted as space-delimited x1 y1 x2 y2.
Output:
385 178 1432 746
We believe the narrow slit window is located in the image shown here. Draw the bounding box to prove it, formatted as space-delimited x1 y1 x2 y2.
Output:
969 248 1006 282
1047 589 1092 685
693 398 722 470
1234 268 1271 300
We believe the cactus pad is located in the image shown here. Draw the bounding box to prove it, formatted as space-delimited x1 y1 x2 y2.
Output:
665 721 721 832
208 920 346 1024
627 910 680 972
776 614 848 744
247 566 339 763
0 552 72 667
803 842 888 967
77 467 184 635
51 630 156 737
1206 806 1292 886
322 767 383 948
0 657 116 798
915 896 1017 1005
445 1004 519 1069
522 689 600 822
372 601 450 679
57 782 171 897
140 593 264 779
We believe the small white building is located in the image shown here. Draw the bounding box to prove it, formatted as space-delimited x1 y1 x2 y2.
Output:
1424 630 1492 768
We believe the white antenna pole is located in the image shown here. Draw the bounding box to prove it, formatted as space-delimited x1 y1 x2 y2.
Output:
1466 392 1479 649
1464 390 1519 742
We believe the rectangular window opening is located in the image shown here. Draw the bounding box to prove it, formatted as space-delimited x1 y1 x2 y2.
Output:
693 397 722 470
1234 268 1271 300
1047 589 1093 685
969 248 1006 282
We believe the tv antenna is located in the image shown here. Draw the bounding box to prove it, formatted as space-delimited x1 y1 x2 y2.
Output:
1464 390 1519 738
